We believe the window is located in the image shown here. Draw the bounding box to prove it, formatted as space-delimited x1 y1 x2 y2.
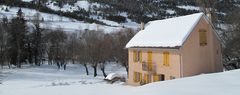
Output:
153 74 166 82
133 50 142 62
199 29 207 46
133 72 142 82
163 52 170 66
170 76 176 80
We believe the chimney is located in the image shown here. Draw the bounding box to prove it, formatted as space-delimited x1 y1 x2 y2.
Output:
206 8 212 23
140 22 145 30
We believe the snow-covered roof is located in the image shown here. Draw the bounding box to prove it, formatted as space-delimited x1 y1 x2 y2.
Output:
126 12 205 48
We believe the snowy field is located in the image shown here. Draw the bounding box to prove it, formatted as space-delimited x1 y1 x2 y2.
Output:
0 63 240 95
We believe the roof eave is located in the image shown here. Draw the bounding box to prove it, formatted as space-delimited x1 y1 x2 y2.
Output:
126 46 181 49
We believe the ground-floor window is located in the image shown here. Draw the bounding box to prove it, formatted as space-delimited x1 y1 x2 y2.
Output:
153 74 165 82
170 76 176 80
133 72 142 82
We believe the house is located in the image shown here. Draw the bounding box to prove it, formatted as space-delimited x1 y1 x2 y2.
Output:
125 12 223 86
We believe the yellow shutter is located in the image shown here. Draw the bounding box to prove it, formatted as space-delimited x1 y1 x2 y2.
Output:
139 73 142 82
163 52 170 66
144 74 147 83
199 29 207 46
133 72 137 82
147 51 152 62
139 51 142 62
133 50 137 62
148 75 151 83
153 75 158 82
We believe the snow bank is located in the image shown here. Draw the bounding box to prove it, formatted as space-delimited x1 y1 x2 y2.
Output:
105 73 120 80
1 64 240 95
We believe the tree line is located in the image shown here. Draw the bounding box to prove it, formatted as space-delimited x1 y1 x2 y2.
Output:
0 9 136 77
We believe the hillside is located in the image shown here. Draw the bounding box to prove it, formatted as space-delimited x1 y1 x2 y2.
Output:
1 0 239 32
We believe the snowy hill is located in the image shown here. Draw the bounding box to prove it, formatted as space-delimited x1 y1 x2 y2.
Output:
1 0 239 33
0 5 138 33
0 64 240 95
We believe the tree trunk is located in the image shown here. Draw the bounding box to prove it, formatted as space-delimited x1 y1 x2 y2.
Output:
100 62 107 78
123 63 129 77
63 64 66 70
101 67 107 78
83 64 89 75
93 64 97 77
57 61 60 69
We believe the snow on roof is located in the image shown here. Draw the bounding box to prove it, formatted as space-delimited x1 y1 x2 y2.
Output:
126 12 204 48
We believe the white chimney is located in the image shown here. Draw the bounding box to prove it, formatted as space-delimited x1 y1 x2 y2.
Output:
140 22 145 30
206 8 212 23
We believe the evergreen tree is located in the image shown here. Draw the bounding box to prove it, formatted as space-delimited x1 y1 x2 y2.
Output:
7 10 28 68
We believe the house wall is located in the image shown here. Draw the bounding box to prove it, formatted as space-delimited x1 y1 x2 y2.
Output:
128 48 181 86
180 17 223 77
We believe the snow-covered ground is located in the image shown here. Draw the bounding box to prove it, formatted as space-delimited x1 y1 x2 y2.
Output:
1 63 240 95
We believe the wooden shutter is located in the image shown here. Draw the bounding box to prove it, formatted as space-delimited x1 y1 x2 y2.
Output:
147 51 152 70
133 50 137 62
153 75 160 82
199 29 207 46
163 52 170 66
139 73 142 82
144 74 147 83
139 51 142 62
133 72 137 82
147 51 152 62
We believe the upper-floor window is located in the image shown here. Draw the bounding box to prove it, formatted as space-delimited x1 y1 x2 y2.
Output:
199 29 207 46
163 51 170 66
133 50 142 62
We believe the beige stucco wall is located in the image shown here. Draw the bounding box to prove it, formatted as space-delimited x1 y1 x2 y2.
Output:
180 17 223 77
128 48 181 86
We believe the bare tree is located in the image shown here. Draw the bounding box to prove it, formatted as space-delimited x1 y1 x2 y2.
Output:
76 37 89 75
45 28 67 70
113 29 135 74
82 30 104 77
98 34 113 77
197 0 218 25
